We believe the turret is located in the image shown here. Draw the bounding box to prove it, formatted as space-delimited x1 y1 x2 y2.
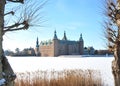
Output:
62 31 67 40
79 34 84 55
79 34 83 41
53 30 58 40
35 37 40 56
53 30 59 56
36 37 39 47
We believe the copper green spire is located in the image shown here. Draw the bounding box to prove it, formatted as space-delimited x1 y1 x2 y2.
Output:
36 37 39 47
62 31 67 40
53 30 58 40
79 34 83 41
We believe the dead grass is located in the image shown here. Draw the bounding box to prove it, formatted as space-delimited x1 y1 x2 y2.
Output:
15 69 103 86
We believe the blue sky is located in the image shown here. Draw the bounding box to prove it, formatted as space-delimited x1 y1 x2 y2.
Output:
3 0 106 51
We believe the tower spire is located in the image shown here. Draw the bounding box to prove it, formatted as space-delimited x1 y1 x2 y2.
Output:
53 30 58 40
79 33 83 41
62 31 67 40
35 37 40 56
36 37 39 47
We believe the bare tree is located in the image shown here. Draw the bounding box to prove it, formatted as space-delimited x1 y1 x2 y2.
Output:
104 0 120 85
0 0 47 86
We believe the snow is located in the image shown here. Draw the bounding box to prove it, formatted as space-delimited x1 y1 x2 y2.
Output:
7 56 114 86
0 79 6 85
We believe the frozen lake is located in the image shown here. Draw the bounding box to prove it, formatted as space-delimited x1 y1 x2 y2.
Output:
7 56 114 86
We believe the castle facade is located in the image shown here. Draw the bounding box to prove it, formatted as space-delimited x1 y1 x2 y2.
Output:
35 31 84 57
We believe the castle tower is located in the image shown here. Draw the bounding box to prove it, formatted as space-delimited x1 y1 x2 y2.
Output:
53 30 59 56
35 37 40 56
53 30 58 40
79 34 84 55
62 31 67 40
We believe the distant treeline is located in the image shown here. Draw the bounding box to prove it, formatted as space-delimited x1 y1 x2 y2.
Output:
4 47 113 57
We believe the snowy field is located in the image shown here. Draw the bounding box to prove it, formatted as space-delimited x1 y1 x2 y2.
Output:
7 56 114 86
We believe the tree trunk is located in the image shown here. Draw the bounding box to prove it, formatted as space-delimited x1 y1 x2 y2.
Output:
0 0 5 79
112 44 120 86
112 60 120 86
0 1 15 86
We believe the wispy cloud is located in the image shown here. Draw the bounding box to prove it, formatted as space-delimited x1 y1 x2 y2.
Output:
52 21 87 31
66 22 85 30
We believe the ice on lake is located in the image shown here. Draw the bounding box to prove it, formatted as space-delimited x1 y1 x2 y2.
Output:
7 56 114 86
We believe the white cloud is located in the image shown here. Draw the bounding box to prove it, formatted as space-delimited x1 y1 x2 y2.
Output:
66 22 85 30
54 22 86 30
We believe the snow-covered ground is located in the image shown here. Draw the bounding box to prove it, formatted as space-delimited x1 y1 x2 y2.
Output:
7 56 114 86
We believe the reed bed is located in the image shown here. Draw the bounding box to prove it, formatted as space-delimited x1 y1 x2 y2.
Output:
15 69 103 86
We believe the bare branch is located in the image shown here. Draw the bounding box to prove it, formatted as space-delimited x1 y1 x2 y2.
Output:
108 28 117 38
104 0 118 24
7 0 24 4
108 45 114 52
4 20 29 33
4 23 21 29
4 26 27 32
4 11 14 16
4 0 47 34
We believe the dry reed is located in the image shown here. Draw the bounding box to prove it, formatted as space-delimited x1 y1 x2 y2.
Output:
15 69 103 86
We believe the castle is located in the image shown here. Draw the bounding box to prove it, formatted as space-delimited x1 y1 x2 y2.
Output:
35 31 84 57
